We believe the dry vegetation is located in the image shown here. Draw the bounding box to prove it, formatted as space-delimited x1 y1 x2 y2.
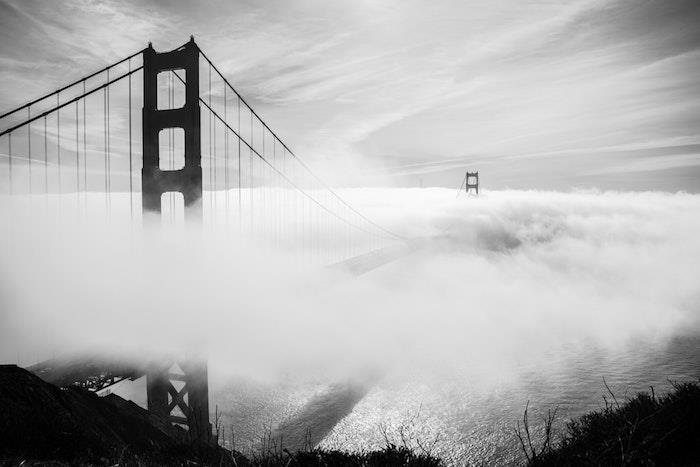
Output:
517 380 700 466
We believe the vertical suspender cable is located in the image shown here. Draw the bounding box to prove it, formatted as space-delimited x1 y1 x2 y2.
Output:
273 139 277 246
310 176 314 263
262 125 265 239
249 111 253 233
308 174 312 263
7 133 11 195
279 141 282 247
172 72 175 217
27 107 31 193
75 101 79 198
107 69 111 215
212 72 217 220
270 135 274 244
103 86 108 211
224 84 229 223
281 146 285 246
128 58 133 220
57 93 61 194
309 176 313 263
208 64 213 221
237 96 241 230
291 156 296 256
169 72 174 219
301 170 305 260
283 148 286 248
82 82 87 197
261 128 264 238
43 116 47 194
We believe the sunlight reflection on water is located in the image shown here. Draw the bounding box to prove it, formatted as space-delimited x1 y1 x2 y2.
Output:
216 334 699 466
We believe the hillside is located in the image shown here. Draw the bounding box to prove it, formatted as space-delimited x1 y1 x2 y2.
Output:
0 364 234 465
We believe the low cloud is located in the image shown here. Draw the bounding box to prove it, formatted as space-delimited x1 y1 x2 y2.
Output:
1 188 698 384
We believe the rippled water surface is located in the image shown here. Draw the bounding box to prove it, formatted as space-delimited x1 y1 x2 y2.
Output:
214 334 699 465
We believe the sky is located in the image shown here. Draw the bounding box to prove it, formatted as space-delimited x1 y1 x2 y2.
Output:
1 0 699 191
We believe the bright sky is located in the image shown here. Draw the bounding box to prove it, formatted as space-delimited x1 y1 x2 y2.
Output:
1 0 699 191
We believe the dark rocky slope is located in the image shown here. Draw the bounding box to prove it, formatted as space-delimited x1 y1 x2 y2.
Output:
0 364 234 465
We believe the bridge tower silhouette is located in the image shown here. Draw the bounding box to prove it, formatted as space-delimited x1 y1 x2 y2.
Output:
141 38 209 440
465 171 479 195
142 38 202 216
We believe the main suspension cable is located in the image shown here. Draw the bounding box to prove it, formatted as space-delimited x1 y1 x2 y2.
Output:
0 48 145 121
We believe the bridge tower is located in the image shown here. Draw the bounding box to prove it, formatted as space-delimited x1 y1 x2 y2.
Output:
465 171 479 195
142 38 202 214
141 38 210 441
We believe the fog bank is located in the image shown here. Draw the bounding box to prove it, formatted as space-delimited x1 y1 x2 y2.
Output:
1 189 699 385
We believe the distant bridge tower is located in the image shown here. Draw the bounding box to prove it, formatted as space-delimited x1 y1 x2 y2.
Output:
141 38 209 441
465 171 479 195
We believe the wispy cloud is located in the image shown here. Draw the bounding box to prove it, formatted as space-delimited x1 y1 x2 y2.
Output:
1 0 698 190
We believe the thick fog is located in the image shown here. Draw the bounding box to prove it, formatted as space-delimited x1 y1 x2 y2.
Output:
1 188 699 385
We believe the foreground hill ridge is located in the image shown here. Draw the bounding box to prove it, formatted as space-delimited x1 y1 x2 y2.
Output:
0 365 441 466
0 364 234 466
1 364 699 466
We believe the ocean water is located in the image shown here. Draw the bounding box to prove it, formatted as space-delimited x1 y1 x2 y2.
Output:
212 334 699 465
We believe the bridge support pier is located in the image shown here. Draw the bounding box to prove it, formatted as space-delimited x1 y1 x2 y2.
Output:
142 38 209 441
146 358 210 440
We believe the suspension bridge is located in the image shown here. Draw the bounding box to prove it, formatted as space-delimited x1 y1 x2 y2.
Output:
0 38 405 442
